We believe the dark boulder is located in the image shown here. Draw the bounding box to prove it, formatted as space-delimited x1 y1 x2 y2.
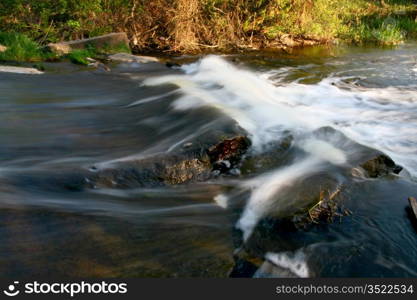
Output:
360 154 403 178
312 126 403 178
87 131 251 189
208 136 251 173
165 61 181 69
240 133 294 174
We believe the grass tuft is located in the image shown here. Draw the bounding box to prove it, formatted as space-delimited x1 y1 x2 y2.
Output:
67 49 94 65
0 32 44 62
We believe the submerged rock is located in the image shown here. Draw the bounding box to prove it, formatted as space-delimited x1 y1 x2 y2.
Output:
88 60 111 72
165 61 181 69
229 249 264 278
3 120 250 192
266 173 347 230
233 126 404 251
312 126 403 178
87 129 250 189
240 133 294 174
230 237 311 278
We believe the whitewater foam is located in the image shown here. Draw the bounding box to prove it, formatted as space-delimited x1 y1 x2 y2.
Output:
263 250 310 278
142 55 417 177
141 55 417 241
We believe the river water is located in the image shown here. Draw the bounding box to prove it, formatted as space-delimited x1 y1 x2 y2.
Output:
0 43 416 277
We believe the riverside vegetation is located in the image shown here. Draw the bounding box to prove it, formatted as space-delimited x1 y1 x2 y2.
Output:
0 0 417 62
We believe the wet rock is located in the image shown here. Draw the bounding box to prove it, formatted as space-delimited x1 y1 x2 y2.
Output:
208 136 251 173
229 257 262 278
5 122 250 191
230 238 310 278
162 156 212 185
279 34 320 48
0 66 44 74
265 173 347 231
0 208 235 278
87 130 250 189
108 53 159 64
47 33 130 55
231 127 411 277
240 133 294 174
165 61 181 69
229 247 264 278
290 186 351 230
312 126 403 178
258 127 403 228
236 127 403 243
360 154 403 178
0 44 7 52
88 60 111 72
88 155 204 189
86 57 96 63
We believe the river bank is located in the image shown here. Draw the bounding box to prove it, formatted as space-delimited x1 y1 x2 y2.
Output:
1 0 417 60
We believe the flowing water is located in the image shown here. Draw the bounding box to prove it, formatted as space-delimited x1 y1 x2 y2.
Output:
0 44 416 277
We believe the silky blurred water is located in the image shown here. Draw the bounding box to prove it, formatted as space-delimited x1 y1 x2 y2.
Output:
0 44 416 277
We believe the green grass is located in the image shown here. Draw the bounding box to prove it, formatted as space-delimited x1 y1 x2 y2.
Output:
344 18 406 46
67 49 94 65
67 42 130 65
0 32 45 62
369 21 405 45
335 0 417 46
